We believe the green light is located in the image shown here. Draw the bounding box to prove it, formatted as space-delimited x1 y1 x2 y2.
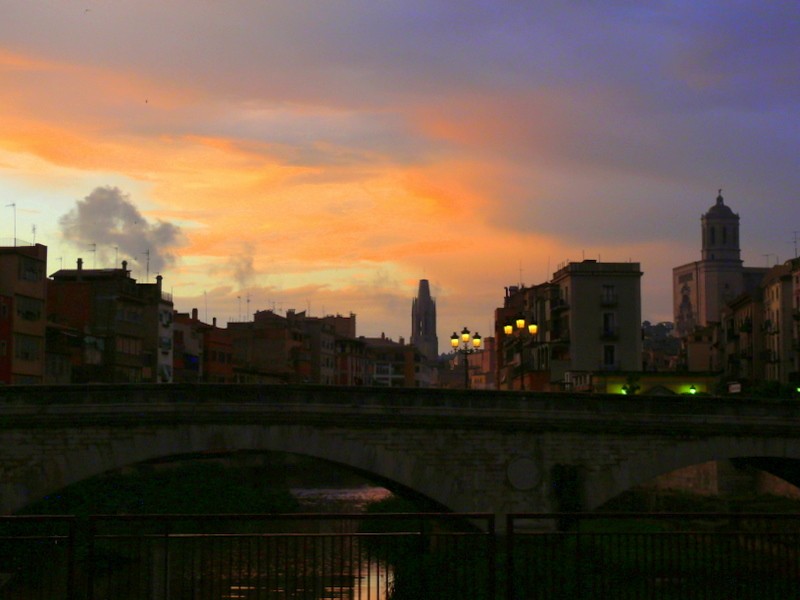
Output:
689 385 697 395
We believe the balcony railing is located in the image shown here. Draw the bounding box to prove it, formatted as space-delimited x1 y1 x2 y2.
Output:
599 293 618 307
599 326 620 340
597 361 621 371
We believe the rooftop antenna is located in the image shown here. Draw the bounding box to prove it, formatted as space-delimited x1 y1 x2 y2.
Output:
114 246 119 267
204 290 208 322
246 292 251 319
763 253 776 267
792 231 799 258
89 243 97 268
237 295 242 321
6 203 16 245
518 260 523 288
31 225 36 244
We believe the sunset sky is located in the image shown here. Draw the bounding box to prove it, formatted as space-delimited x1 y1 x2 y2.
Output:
1 1 798 352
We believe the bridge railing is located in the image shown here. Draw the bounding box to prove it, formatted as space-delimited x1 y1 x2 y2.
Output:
1 512 496 599
506 512 800 599
0 515 76 599
3 512 800 599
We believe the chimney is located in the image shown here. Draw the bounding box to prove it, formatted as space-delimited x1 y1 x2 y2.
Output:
121 260 128 276
77 258 83 270
192 308 198 321
212 317 217 327
156 274 163 291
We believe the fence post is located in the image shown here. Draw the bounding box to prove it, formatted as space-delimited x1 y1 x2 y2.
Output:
151 523 171 600
86 518 97 600
505 514 515 600
66 517 77 600
487 514 496 600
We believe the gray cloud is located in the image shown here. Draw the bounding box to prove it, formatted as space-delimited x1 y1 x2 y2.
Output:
229 242 257 291
59 186 184 274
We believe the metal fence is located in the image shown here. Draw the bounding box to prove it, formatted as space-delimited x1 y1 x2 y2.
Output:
2 513 800 599
507 513 800 600
1 513 495 599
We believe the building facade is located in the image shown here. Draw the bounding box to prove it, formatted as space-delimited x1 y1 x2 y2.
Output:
495 260 642 391
48 259 173 383
0 243 48 384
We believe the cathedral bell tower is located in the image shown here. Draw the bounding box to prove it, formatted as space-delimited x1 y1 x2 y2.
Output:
701 189 741 263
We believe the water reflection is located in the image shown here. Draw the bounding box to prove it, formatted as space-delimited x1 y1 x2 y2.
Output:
290 486 393 513
91 486 402 600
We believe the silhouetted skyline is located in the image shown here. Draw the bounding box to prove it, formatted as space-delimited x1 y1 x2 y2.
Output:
1 2 797 346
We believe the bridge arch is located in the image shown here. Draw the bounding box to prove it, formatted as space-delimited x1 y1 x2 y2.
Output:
4 422 462 515
586 436 800 510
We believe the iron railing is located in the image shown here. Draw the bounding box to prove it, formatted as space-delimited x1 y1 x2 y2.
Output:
3 513 800 598
1 513 494 599
507 513 800 599
0 515 76 599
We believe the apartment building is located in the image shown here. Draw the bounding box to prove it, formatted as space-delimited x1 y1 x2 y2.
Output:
0 243 48 384
759 264 795 384
495 259 642 390
228 309 309 383
172 309 234 383
48 259 172 383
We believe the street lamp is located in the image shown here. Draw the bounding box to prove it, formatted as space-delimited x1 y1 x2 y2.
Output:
503 317 538 391
451 327 482 389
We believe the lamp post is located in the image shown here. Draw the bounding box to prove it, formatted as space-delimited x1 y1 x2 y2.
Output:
450 327 482 389
503 317 538 391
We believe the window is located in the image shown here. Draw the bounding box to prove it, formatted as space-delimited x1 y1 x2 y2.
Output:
601 285 616 305
603 312 616 335
14 334 41 361
15 295 43 321
18 257 44 282
603 345 616 366
116 336 142 355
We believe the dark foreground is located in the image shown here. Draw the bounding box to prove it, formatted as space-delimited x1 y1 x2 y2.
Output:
1 512 798 599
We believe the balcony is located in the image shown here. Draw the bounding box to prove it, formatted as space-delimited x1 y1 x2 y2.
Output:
599 293 618 307
550 298 569 313
600 326 620 340
760 349 776 363
597 361 621 372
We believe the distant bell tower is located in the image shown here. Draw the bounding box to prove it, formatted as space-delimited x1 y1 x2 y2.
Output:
673 189 760 338
701 189 741 262
411 279 438 360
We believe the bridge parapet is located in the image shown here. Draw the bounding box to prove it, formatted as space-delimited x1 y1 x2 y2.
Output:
2 384 800 519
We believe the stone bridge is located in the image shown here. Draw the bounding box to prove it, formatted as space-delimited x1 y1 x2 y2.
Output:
2 384 800 520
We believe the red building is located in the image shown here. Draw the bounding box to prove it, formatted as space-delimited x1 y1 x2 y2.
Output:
0 243 48 384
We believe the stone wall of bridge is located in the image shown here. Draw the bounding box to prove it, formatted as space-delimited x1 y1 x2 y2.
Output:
2 384 800 520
